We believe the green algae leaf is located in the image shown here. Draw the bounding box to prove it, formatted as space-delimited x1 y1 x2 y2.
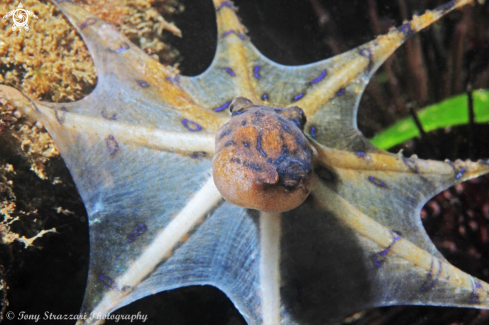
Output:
370 90 489 150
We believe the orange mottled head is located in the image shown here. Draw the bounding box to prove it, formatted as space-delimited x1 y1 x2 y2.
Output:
212 97 313 212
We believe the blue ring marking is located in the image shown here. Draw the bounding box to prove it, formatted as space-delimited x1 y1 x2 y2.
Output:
310 126 316 138
243 161 261 170
191 151 207 159
262 93 268 101
166 76 179 82
217 1 232 10
99 274 118 290
293 93 304 101
403 158 418 173
80 17 97 30
225 67 236 76
254 66 261 79
257 133 267 157
222 30 236 37
309 69 327 84
357 152 366 158
398 23 414 37
214 101 231 112
102 111 117 120
392 231 401 241
232 109 245 116
136 80 149 87
221 30 246 39
115 42 130 53
469 281 483 303
360 48 372 59
447 161 466 179
106 135 119 155
435 0 456 12
419 259 442 293
218 129 231 140
55 107 68 124
274 146 288 164
127 223 147 243
337 88 345 96
182 119 202 132
372 231 401 267
368 176 387 188
360 48 373 69
456 168 466 179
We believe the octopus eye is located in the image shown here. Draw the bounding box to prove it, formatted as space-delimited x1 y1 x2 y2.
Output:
212 97 314 213
229 96 254 113
281 106 307 131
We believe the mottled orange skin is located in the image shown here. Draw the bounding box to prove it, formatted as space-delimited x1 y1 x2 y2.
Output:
213 97 313 212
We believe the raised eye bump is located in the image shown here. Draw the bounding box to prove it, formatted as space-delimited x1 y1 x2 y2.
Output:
229 96 254 113
212 97 314 213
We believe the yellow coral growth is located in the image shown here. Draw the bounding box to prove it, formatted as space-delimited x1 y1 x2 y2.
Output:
0 0 182 102
0 133 58 248
0 88 58 179
75 0 182 61
0 211 57 247
14 123 60 180
0 0 97 102
0 164 15 203
0 137 58 248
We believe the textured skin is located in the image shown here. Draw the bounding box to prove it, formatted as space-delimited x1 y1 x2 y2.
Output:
213 97 313 212
1 0 489 325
